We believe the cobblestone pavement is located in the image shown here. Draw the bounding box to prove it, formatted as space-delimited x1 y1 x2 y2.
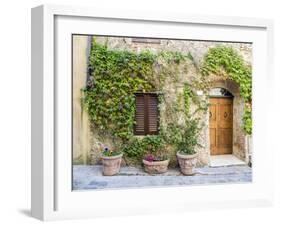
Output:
73 165 252 190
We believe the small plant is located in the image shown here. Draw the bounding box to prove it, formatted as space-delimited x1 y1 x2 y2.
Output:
142 135 165 156
165 117 202 155
174 117 202 175
121 138 145 159
163 84 203 155
100 144 122 157
144 154 168 162
177 118 202 155
99 143 123 176
121 135 166 160
141 136 169 174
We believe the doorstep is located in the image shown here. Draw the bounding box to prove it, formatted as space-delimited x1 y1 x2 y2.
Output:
210 154 246 167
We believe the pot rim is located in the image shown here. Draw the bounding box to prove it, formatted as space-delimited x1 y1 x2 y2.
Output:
176 151 198 159
142 159 170 166
101 153 123 160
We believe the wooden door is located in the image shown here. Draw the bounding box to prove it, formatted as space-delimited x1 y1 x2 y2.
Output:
209 98 233 155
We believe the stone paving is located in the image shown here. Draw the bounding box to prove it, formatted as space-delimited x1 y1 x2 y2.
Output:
73 165 252 190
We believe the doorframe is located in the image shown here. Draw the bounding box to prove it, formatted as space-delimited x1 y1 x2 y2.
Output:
206 79 248 163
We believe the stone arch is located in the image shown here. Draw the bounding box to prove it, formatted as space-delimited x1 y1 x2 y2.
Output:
207 78 247 161
211 79 240 97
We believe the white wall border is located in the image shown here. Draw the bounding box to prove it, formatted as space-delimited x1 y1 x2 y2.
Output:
31 4 274 221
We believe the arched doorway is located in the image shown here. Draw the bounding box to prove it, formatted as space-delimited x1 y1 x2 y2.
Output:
209 87 234 155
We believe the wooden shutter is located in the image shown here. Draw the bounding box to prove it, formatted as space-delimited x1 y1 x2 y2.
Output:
147 94 158 134
134 93 159 135
134 94 145 135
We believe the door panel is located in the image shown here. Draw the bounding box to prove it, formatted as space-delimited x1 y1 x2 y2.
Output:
209 98 233 155
210 128 217 151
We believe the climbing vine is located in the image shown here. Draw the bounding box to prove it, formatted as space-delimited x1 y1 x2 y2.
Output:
183 84 192 117
201 45 252 134
84 39 156 140
183 84 208 116
84 39 252 164
84 39 200 162
162 84 205 157
84 39 192 142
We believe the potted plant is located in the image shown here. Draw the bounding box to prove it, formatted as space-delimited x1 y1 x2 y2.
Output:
143 154 169 174
141 135 169 174
100 145 123 176
176 118 202 175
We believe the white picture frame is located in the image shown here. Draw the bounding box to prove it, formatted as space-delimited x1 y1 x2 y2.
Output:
31 4 274 221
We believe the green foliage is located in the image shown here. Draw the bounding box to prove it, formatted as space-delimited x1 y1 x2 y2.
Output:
84 39 201 163
243 106 252 134
164 119 202 155
201 45 252 134
163 84 203 155
142 135 165 153
183 84 208 116
183 84 192 116
84 40 251 164
121 135 165 159
177 119 202 155
84 39 193 143
84 39 155 140
121 138 144 158
102 150 122 157
101 146 122 157
158 51 191 64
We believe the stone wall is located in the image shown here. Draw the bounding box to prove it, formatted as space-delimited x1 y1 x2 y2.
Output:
72 35 252 166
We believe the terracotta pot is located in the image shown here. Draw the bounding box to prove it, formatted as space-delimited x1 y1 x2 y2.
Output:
101 153 123 176
176 152 198 175
142 159 169 174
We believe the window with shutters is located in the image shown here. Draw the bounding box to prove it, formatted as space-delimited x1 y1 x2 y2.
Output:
134 93 159 135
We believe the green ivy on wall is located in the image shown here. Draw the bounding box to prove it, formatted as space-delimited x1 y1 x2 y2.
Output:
183 84 192 117
84 39 193 142
84 39 156 140
161 84 205 157
84 39 197 161
201 45 252 134
84 39 252 163
243 106 252 134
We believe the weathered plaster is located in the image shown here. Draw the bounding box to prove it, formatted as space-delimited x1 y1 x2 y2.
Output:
72 35 92 164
